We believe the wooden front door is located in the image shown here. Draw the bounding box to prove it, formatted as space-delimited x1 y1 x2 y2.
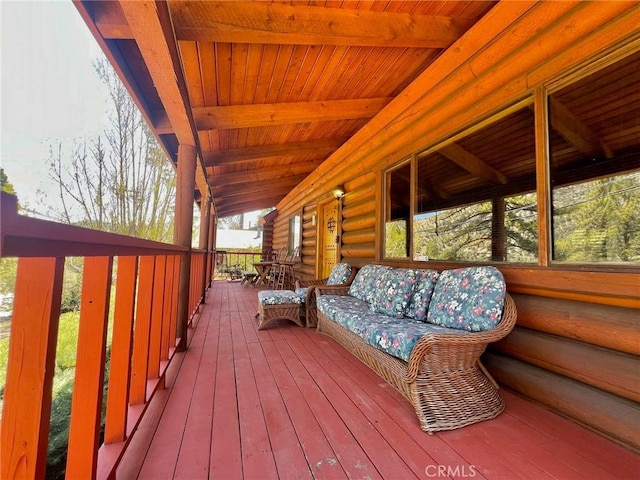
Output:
320 200 340 278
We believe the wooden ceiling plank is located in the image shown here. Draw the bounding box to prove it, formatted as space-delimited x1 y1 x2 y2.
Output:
438 142 509 185
204 138 344 167
548 97 615 159
169 1 473 48
194 97 391 131
179 41 205 108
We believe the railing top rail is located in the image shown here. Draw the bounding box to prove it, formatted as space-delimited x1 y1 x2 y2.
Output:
1 192 187 258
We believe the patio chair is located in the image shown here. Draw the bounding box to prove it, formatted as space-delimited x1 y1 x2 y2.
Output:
295 262 358 327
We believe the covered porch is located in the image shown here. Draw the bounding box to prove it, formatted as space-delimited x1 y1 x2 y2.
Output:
116 280 637 480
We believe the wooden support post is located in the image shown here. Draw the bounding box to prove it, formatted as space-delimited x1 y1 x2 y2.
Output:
199 191 211 302
207 203 215 287
174 144 197 351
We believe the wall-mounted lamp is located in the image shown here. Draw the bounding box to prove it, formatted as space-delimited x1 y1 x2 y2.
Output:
332 185 345 199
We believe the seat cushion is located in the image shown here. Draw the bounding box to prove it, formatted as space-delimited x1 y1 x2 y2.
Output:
426 266 505 331
318 294 468 361
294 287 308 304
327 262 352 286
258 289 302 305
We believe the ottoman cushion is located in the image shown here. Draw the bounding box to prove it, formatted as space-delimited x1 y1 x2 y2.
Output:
258 290 302 305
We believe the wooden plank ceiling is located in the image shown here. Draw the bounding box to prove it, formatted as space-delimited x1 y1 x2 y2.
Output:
76 1 496 218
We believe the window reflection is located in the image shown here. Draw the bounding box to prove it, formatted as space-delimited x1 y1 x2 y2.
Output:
549 51 640 263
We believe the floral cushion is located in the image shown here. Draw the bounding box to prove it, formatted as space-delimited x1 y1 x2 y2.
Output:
317 295 370 321
348 264 392 303
327 263 353 286
358 317 468 361
258 290 302 306
369 268 419 318
426 266 505 332
294 287 308 304
318 294 467 361
405 269 440 321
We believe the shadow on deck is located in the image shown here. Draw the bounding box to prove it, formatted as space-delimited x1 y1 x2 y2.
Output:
117 280 639 479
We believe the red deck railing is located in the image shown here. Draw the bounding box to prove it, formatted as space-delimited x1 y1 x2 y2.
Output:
0 193 212 480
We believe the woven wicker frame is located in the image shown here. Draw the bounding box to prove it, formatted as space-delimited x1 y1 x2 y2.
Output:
316 291 517 433
258 303 304 330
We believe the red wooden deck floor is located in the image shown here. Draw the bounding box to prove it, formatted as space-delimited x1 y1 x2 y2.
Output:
116 280 639 480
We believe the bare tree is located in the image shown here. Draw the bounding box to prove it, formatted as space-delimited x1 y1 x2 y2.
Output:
41 57 176 242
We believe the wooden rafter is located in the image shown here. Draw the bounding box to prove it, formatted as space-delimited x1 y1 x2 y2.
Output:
194 98 391 131
217 195 285 216
119 2 195 146
212 176 306 198
168 2 473 48
438 142 508 184
204 139 344 167
208 163 314 187
548 97 614 159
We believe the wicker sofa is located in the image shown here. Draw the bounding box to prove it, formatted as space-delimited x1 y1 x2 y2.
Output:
315 264 517 434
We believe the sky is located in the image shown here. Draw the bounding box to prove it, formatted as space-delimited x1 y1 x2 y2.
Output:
0 0 261 229
1 0 109 215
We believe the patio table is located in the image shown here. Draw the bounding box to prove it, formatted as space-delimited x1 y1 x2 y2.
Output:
253 261 273 287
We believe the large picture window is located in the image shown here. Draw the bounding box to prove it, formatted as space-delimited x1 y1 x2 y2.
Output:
383 51 639 267
412 107 538 263
549 51 640 263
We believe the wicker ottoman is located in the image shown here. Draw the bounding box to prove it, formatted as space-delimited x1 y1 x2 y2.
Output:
257 290 304 330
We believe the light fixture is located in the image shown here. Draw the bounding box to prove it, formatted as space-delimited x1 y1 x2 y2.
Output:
332 185 345 199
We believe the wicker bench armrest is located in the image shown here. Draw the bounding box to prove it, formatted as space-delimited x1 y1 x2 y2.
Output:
315 285 350 296
405 293 517 382
296 278 328 288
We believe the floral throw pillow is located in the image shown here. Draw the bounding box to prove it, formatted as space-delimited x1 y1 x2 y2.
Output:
426 266 505 331
348 264 391 303
327 263 352 286
370 268 418 318
405 269 440 322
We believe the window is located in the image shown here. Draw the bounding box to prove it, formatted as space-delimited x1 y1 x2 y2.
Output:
549 51 640 263
384 162 411 258
288 214 301 253
413 107 538 263
382 50 639 267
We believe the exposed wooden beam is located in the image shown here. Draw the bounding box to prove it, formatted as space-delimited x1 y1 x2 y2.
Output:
194 98 391 131
119 1 196 147
169 2 473 48
209 163 314 187
204 138 345 167
217 196 285 217
95 21 133 39
548 97 614 159
438 142 508 184
216 192 287 209
213 177 304 199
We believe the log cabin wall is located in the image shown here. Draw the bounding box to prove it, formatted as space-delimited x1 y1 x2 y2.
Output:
274 3 640 451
